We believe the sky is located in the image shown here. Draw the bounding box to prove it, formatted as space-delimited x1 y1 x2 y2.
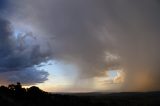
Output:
0 0 160 92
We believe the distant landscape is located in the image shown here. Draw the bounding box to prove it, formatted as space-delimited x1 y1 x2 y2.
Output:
0 82 159 106
0 1 160 106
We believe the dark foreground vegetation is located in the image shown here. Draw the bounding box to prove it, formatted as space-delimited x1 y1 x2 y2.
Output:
0 83 160 106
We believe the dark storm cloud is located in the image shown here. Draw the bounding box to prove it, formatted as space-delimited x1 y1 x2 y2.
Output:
9 0 160 91
0 0 9 10
0 68 49 85
0 16 50 84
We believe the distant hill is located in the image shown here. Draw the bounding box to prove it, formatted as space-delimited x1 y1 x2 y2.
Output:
0 82 160 106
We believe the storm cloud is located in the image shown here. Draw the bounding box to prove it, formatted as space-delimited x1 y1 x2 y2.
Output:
2 0 160 91
0 16 50 85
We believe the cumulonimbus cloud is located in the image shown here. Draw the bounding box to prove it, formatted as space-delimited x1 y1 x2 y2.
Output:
0 16 51 85
3 0 160 91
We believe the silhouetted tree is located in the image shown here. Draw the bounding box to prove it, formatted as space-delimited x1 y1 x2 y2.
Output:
0 82 158 106
27 86 45 97
8 84 16 91
14 82 26 99
0 86 10 95
8 82 26 99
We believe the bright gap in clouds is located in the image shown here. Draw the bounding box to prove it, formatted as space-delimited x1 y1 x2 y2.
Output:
34 60 79 92
108 70 117 78
93 69 124 91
